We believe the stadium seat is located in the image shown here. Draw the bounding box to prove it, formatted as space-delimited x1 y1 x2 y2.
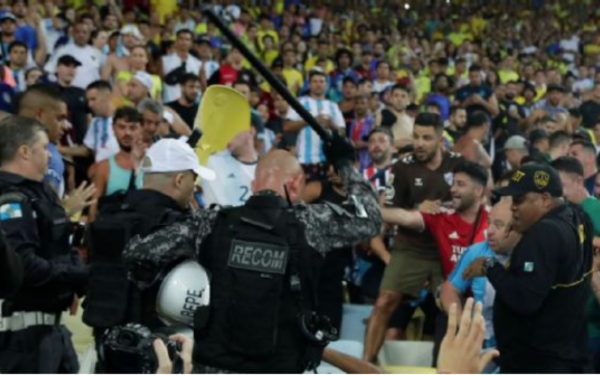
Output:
339 304 373 342
378 340 435 369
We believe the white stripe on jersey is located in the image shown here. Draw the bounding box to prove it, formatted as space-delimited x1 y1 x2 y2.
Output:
285 96 345 164
201 150 256 207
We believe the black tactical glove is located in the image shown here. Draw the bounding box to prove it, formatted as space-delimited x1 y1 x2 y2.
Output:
323 131 356 170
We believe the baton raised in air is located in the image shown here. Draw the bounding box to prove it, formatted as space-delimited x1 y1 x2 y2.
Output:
202 7 333 143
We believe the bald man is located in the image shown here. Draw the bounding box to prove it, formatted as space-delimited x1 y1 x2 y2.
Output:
439 199 520 359
124 134 382 373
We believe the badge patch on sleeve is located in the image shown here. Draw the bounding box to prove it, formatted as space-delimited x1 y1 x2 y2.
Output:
228 240 289 275
523 262 534 272
0 203 22 220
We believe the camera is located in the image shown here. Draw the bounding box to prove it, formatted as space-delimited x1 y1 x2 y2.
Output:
100 323 183 374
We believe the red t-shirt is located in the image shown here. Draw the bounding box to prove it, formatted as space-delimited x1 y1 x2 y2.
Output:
217 64 239 86
422 207 489 278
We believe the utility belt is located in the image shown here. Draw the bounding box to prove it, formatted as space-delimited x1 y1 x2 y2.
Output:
0 309 61 332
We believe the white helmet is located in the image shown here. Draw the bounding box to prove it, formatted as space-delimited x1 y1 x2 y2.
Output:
156 261 210 327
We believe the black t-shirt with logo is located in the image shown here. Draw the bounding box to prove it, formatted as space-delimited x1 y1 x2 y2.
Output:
392 151 465 250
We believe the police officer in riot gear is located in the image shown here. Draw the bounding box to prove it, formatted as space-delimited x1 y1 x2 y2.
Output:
85 139 216 333
0 116 87 374
124 132 382 373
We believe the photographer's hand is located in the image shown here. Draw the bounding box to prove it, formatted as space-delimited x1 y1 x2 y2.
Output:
154 335 194 374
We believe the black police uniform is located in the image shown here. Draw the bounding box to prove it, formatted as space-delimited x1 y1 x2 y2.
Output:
0 228 23 298
0 171 87 374
314 181 352 332
84 189 191 332
123 134 383 373
488 165 594 373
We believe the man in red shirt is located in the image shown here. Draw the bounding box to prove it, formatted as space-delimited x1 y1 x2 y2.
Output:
207 48 256 87
381 160 489 278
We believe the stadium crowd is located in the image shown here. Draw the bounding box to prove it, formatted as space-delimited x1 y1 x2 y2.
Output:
0 0 600 373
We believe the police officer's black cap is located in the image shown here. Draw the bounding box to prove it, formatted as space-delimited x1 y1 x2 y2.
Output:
494 163 563 198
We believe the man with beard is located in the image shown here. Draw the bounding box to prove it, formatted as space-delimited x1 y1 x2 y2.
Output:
362 127 395 190
454 64 499 118
453 111 492 169
380 160 489 282
375 84 414 150
447 106 468 142
465 163 594 373
89 107 144 221
166 73 200 130
363 112 464 362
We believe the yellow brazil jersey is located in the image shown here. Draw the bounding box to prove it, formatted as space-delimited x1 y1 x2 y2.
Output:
499 69 520 84
282 68 304 95
414 75 432 103
152 0 177 23
304 56 334 74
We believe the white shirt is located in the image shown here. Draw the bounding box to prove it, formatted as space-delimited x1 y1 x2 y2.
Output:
201 150 256 207
174 19 196 33
83 116 119 162
45 42 103 89
162 53 202 102
201 60 219 82
372 80 393 93
42 18 62 52
285 96 345 164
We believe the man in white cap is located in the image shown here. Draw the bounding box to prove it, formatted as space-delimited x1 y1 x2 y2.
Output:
127 71 154 106
45 21 103 89
84 138 216 341
101 24 144 82
502 135 529 171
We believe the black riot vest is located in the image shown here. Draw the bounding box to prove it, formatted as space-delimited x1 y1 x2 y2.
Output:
193 194 336 373
84 190 187 330
0 178 73 312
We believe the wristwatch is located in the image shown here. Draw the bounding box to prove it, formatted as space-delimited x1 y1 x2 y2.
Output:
482 257 499 276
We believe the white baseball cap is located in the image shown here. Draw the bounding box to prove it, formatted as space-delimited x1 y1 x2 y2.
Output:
121 24 143 40
144 139 216 181
132 71 154 93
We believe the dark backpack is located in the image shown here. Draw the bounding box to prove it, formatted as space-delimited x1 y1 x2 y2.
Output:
83 192 154 328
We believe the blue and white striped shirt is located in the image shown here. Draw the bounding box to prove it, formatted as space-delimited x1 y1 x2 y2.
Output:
285 96 345 164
